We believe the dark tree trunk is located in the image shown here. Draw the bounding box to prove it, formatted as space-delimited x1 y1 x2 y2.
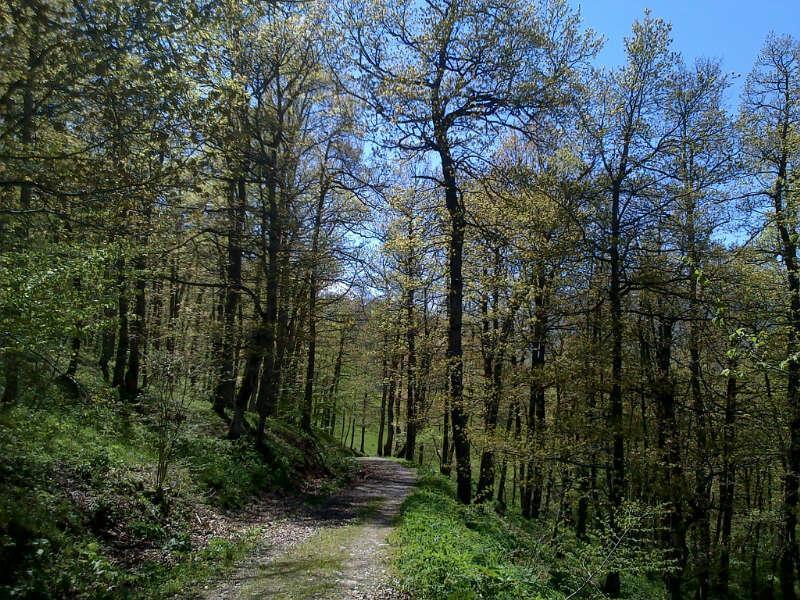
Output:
603 181 625 597
301 181 327 431
349 408 356 450
228 325 265 439
522 271 547 519
213 178 244 418
775 136 800 600
112 272 129 389
2 22 36 404
98 305 116 382
476 270 500 504
441 391 451 475
123 258 146 400
405 282 417 461
393 355 404 456
360 391 367 454
166 261 182 355
577 295 601 540
64 264 82 379
437 139 470 504
384 353 397 457
689 277 711 600
496 393 518 511
327 327 346 433
652 314 686 600
715 346 737 596
377 338 388 456
255 182 281 445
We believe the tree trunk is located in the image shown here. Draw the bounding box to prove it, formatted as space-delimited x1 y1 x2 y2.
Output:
2 20 37 404
603 181 625 597
112 271 129 389
653 314 686 600
360 391 367 454
327 327 346 433
523 271 548 519
776 140 800 600
437 139 470 504
213 178 244 418
98 305 116 382
301 181 326 431
123 257 146 400
405 281 417 461
441 391 451 475
377 339 388 456
383 351 397 456
228 324 265 439
715 345 737 596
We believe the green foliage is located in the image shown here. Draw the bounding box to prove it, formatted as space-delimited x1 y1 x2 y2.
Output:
392 473 561 600
392 472 667 600
0 386 354 597
177 435 271 508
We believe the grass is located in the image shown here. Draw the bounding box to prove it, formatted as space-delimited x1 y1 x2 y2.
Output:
0 367 356 598
390 473 561 600
390 471 669 600
238 525 356 599
236 497 387 600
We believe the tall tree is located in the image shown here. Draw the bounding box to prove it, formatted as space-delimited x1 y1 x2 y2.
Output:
740 33 800 600
337 0 597 503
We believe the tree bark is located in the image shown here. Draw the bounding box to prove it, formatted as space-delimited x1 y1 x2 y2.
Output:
437 138 470 504
715 345 737 596
112 270 129 389
377 336 388 456
213 178 244 417
603 180 625 597
301 180 327 431
405 280 417 461
123 256 146 400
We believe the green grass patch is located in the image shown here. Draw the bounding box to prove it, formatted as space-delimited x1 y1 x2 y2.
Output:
391 472 668 600
391 473 561 600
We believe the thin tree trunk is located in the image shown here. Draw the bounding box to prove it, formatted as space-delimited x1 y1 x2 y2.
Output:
360 392 367 454
98 305 116 382
405 280 417 461
377 338 388 456
112 270 129 389
327 327 346 433
603 180 625 597
715 345 737 596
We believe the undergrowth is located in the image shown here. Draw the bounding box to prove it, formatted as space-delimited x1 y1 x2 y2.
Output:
391 472 667 600
0 370 355 598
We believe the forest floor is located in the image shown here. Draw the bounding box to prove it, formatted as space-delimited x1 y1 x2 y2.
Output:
197 457 417 600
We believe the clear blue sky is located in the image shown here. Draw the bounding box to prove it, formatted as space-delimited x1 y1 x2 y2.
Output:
570 0 800 103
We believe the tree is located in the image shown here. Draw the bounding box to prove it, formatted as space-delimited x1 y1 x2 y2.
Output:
336 0 597 504
740 33 800 600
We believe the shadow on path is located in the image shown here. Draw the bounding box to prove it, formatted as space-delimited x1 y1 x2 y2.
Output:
198 457 416 600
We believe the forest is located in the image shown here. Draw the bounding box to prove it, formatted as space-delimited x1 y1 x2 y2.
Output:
1 0 800 598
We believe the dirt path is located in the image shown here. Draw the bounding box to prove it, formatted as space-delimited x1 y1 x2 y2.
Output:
197 457 416 600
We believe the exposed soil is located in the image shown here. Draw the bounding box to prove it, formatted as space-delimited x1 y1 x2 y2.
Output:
195 457 417 600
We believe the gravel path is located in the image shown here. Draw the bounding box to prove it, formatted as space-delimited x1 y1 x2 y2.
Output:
197 457 416 600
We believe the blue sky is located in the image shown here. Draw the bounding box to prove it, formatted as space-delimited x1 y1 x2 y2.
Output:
569 0 800 103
